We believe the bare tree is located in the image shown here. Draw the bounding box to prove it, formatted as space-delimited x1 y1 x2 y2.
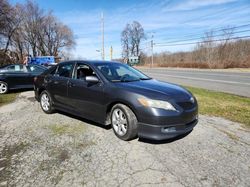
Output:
22 0 45 57
200 30 216 68
218 27 234 67
121 24 130 59
0 0 11 48
0 0 75 65
121 21 145 59
0 0 24 64
130 21 145 56
37 13 75 56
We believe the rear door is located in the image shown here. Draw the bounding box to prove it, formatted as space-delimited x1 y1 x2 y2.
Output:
48 63 74 109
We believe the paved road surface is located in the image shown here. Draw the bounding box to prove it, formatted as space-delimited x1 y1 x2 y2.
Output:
138 68 250 97
0 91 250 186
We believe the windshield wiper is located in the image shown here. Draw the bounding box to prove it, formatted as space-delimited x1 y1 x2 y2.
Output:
140 77 152 80
121 79 140 82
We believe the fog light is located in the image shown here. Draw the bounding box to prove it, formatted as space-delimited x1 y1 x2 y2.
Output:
162 127 176 133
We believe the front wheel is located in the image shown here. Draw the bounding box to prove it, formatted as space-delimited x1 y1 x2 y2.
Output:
40 90 54 114
0 81 8 94
111 104 138 141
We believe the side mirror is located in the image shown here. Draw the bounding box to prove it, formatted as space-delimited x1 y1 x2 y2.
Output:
85 76 99 83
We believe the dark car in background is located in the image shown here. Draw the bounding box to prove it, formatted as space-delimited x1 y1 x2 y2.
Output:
0 64 47 94
34 60 198 141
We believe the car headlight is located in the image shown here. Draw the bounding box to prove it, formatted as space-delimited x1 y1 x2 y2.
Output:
137 97 177 111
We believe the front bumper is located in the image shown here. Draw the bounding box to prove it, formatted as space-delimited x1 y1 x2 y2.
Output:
136 104 198 140
138 118 198 140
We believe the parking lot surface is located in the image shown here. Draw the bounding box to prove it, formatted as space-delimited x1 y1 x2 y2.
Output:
0 91 250 187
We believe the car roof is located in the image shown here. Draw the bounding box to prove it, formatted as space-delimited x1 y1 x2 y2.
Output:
58 60 122 65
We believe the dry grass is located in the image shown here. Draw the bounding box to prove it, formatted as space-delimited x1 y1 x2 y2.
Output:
0 93 18 107
186 86 250 127
48 124 85 136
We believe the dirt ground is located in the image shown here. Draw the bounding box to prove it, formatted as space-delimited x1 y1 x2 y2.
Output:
0 91 249 187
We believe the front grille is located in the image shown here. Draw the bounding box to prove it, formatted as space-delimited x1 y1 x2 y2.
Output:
177 101 195 110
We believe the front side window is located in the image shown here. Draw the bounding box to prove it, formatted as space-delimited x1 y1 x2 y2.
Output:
95 63 150 82
74 64 96 80
56 64 73 78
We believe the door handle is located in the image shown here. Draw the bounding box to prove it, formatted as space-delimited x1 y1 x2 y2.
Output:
68 82 75 87
44 77 52 83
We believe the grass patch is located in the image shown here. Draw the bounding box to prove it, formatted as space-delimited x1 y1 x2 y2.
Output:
0 93 18 107
185 86 250 127
48 124 85 136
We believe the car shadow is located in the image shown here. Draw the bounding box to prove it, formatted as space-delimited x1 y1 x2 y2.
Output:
8 88 33 93
138 130 193 144
50 110 191 144
56 110 112 130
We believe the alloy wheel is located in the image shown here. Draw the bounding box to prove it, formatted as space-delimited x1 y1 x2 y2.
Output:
41 93 50 111
112 108 128 136
0 82 7 94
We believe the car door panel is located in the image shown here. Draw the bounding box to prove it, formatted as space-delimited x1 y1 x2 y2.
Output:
48 76 70 108
46 63 74 110
67 79 107 122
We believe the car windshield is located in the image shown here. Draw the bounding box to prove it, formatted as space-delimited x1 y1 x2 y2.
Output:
95 63 151 82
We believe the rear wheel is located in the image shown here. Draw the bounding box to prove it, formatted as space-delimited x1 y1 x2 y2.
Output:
111 104 138 141
40 90 54 114
0 81 8 94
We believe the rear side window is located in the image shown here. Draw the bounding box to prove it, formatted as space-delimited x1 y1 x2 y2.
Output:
56 64 74 78
6 65 25 72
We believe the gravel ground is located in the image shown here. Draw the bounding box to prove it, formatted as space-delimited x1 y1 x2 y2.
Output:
0 91 250 187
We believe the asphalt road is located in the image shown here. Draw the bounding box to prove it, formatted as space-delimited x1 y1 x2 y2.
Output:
1 91 250 186
138 68 250 97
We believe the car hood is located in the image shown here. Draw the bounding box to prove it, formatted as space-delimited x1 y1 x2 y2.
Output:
115 79 192 100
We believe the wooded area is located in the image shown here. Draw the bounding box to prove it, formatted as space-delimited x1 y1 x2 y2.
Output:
0 0 75 66
141 30 250 68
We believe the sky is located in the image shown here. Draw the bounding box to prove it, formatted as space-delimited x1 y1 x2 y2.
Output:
9 0 250 60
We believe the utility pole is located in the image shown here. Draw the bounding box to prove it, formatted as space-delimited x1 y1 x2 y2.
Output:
151 34 154 68
101 12 105 60
110 46 113 60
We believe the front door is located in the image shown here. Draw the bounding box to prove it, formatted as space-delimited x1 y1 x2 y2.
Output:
67 63 106 122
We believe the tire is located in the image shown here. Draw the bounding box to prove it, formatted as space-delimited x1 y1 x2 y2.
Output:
0 81 8 94
111 104 138 141
40 90 54 114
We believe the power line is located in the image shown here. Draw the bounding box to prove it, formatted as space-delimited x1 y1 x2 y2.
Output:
155 29 250 45
140 23 250 50
140 46 151 51
159 23 250 41
154 35 250 47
